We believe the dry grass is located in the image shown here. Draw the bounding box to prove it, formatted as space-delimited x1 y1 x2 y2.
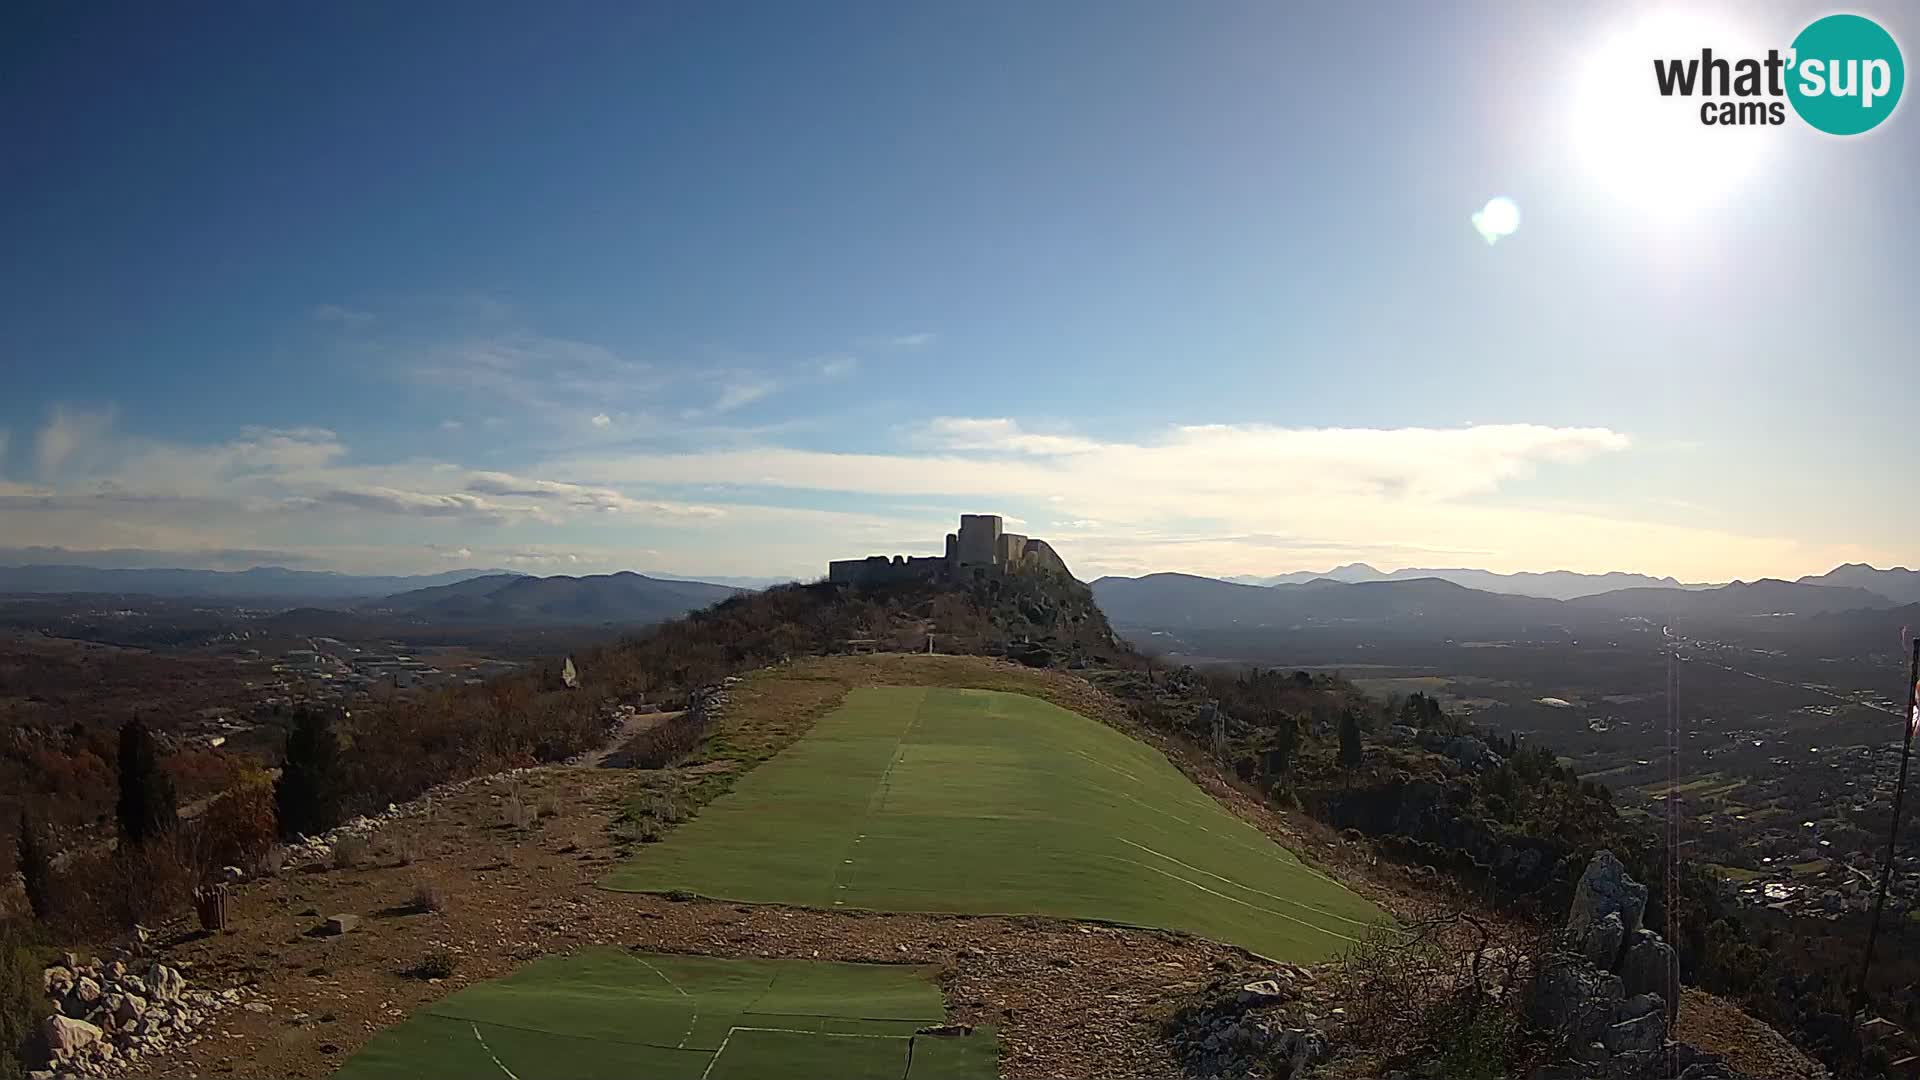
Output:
407 877 446 914
331 834 370 871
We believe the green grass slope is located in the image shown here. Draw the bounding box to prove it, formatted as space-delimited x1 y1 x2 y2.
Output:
332 949 994 1080
605 686 1387 961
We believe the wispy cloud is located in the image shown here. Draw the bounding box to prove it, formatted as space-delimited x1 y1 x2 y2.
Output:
35 405 118 477
817 355 859 379
858 332 935 348
311 303 375 328
711 376 776 413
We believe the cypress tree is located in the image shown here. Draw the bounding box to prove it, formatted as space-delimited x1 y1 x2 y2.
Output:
1338 709 1363 769
276 708 345 838
15 810 53 921
116 718 178 846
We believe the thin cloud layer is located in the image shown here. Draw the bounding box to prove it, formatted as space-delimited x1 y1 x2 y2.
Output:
0 406 1885 581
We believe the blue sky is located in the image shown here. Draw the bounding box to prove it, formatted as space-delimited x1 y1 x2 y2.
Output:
2 1 1914 581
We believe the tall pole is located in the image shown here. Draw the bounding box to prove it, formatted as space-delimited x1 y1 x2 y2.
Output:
1858 638 1920 1016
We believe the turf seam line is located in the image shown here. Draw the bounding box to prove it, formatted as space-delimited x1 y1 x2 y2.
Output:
424 1013 711 1053
1114 836 1361 914
1094 854 1363 944
629 954 701 1047
832 687 927 900
471 1023 523 1080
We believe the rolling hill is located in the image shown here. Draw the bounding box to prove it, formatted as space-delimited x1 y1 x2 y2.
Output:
1798 563 1920 605
1227 563 1701 600
1563 578 1893 618
0 564 516 600
1094 571 1896 634
366 570 739 625
1091 572 1564 631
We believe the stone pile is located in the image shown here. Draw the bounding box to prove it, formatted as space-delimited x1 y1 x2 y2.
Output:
1165 965 1340 1080
32 947 258 1079
281 765 543 868
1527 851 1751 1080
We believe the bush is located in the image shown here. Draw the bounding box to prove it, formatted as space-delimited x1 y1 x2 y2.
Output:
277 707 346 839
116 719 178 846
39 839 199 937
0 919 50 1080
1334 915 1538 1078
406 949 457 980
331 834 369 870
502 788 533 832
198 771 277 870
13 814 50 922
385 832 421 867
408 878 446 914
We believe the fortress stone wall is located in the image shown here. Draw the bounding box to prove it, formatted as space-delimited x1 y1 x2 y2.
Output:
828 514 1070 586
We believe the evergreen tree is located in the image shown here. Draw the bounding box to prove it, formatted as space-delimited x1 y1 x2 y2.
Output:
116 718 177 846
15 810 52 921
1338 708 1363 769
276 707 346 838
1261 714 1299 776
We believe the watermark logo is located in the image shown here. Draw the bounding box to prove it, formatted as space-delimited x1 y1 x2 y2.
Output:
1651 12 1903 134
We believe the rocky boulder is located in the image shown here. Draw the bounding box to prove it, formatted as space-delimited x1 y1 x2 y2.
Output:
1616 931 1678 1024
44 1014 103 1055
1567 850 1646 940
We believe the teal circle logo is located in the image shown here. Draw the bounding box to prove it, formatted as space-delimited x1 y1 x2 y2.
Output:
1787 14 1904 135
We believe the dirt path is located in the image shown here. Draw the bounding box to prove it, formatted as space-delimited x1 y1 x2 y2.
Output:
568 708 679 769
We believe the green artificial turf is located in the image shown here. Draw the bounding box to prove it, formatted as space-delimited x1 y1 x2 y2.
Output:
605 686 1389 961
331 949 995 1080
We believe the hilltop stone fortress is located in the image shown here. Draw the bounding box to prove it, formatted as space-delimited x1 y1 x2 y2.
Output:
828 513 1070 586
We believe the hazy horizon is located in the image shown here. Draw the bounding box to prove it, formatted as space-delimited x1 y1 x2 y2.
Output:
4 2 1913 583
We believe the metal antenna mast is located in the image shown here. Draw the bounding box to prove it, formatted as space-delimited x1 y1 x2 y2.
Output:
1858 638 1920 1015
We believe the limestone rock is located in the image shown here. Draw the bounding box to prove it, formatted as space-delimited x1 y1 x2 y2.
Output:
1618 931 1679 1022
1582 911 1626 971
1568 850 1647 940
1601 1008 1666 1055
71 976 102 1007
1529 955 1624 1046
1237 979 1290 1006
323 913 362 935
146 963 185 1004
44 1014 104 1054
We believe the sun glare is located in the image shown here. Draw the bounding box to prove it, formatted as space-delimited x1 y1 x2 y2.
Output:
1567 8 1777 218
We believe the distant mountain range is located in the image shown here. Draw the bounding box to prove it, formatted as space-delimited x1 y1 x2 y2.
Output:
363 571 739 625
1797 563 1920 605
1223 562 1702 600
0 564 518 601
1092 571 1900 633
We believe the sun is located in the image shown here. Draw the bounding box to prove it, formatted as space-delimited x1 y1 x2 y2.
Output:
1566 8 1778 218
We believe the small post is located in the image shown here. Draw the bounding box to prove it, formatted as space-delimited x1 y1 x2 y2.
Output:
1858 638 1920 1015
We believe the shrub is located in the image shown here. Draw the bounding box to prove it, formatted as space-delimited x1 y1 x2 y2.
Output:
385 832 421 867
502 788 533 832
0 919 50 1080
198 771 277 869
1334 914 1538 1077
406 949 457 980
408 878 446 914
12 814 50 922
116 719 178 846
331 834 369 870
